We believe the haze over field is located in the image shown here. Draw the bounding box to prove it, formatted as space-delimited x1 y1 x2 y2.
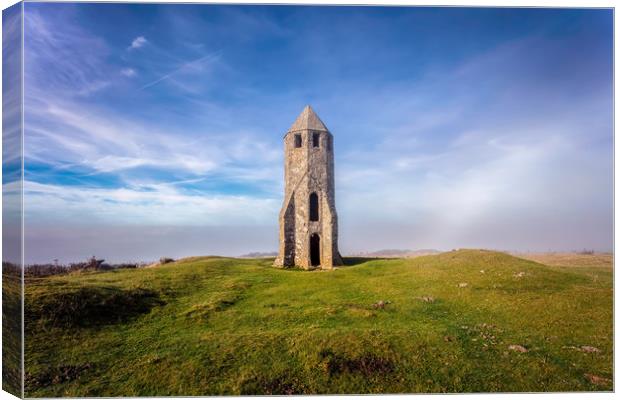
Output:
5 5 612 263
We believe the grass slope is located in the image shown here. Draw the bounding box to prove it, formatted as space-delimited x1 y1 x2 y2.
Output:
24 250 612 396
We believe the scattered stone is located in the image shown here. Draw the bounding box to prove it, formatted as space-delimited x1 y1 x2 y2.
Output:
508 344 528 353
444 335 455 342
584 373 611 385
514 272 525 278
372 300 391 309
479 270 485 274
458 283 468 288
419 296 435 303
563 345 601 353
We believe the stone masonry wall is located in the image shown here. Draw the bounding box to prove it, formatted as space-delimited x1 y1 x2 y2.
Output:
275 119 343 269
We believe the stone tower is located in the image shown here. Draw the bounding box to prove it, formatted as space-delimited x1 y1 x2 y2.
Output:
274 105 343 269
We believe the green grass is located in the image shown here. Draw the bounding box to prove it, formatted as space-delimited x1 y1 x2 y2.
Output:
2 267 22 397
24 249 613 396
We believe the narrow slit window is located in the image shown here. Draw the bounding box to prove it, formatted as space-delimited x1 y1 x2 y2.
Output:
294 134 302 148
312 132 320 148
309 192 319 221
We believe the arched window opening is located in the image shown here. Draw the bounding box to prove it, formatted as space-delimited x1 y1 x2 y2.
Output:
309 192 319 221
294 134 302 148
310 233 321 266
312 132 320 148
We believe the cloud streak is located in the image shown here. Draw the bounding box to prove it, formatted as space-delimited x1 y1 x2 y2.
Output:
139 51 222 90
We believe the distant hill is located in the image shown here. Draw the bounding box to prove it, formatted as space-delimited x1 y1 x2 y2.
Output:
348 249 442 258
239 251 278 258
240 249 442 259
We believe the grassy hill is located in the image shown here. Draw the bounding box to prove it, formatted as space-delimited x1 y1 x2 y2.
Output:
23 249 612 396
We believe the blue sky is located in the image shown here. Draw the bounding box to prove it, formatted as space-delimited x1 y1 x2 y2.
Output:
16 4 613 263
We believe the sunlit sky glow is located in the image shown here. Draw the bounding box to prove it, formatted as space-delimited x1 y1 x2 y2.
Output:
13 4 613 263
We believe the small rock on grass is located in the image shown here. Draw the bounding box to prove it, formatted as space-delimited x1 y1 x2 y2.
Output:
372 300 391 309
584 373 611 385
508 344 528 353
419 296 435 303
458 283 468 288
514 272 525 278
563 345 601 353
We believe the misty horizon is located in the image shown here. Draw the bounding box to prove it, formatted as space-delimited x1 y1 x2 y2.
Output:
19 222 613 265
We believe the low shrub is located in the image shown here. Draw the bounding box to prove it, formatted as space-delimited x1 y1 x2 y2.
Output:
25 257 146 277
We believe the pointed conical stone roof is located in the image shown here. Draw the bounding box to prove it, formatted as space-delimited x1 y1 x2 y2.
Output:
288 105 329 133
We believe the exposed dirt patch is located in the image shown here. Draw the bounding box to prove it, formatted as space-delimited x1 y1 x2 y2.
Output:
26 363 92 390
580 346 601 353
318 349 394 377
239 373 309 395
584 373 611 386
26 287 164 328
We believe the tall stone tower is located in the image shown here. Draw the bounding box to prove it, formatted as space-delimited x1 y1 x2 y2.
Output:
274 105 343 269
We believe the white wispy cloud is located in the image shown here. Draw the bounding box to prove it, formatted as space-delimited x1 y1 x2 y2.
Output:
24 10 111 98
120 67 137 77
22 180 278 226
128 35 147 50
3 5 23 170
26 96 280 180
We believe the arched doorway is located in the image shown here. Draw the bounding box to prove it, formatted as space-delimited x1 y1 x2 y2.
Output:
310 233 320 266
